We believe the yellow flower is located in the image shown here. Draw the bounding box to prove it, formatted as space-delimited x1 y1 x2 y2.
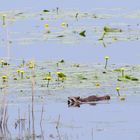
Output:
2 75 7 79
46 76 52 80
45 23 49 28
116 87 120 91
95 83 100 87
29 65 34 69
121 68 125 71
16 69 21 73
20 71 25 74
105 56 109 60
61 22 66 27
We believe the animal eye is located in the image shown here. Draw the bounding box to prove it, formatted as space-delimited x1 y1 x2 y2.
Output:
71 99 75 102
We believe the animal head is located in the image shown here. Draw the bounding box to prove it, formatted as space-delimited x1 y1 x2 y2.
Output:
104 95 110 100
68 96 81 107
68 96 80 103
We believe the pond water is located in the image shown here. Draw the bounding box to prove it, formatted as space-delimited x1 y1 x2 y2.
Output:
0 1 140 140
0 1 140 64
2 88 140 140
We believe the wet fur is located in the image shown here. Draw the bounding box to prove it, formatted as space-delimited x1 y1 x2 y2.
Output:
68 95 110 107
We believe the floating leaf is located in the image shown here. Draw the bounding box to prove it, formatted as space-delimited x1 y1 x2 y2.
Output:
104 26 122 32
57 35 65 38
79 30 86 37
43 9 50 13
125 75 139 81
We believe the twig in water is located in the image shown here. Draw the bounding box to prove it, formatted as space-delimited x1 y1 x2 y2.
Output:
28 105 31 133
56 115 60 129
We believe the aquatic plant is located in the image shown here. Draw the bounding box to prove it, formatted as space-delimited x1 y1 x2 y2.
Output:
29 64 34 69
121 68 125 77
0 60 9 67
56 7 59 14
43 72 52 87
116 87 125 100
99 26 122 40
43 9 50 13
56 72 66 82
104 56 109 69
20 71 25 79
79 30 86 37
95 83 100 87
16 69 21 76
0 60 5 68
104 26 122 33
124 75 139 81
45 23 49 28
13 77 17 80
2 14 6 26
57 35 65 38
116 87 120 96
61 22 66 27
46 76 52 87
117 67 139 81
75 13 79 20
98 32 106 40
2 75 8 83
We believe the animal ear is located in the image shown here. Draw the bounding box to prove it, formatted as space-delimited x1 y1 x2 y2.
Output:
75 96 80 100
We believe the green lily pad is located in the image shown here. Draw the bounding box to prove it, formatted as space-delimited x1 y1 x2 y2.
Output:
104 26 122 32
79 30 86 37
125 75 139 81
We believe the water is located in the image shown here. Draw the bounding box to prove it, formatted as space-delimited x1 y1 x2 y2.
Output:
3 90 140 140
1 1 140 140
0 2 140 64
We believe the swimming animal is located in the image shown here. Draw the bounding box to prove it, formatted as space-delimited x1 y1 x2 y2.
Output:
68 95 110 107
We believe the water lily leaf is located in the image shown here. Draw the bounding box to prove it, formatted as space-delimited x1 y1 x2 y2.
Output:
125 75 139 81
43 9 50 13
104 26 122 32
57 35 65 38
79 30 86 37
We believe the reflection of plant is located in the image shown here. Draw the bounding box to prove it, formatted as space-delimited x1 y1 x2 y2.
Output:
116 87 125 100
46 76 52 87
104 56 109 69
75 13 79 20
